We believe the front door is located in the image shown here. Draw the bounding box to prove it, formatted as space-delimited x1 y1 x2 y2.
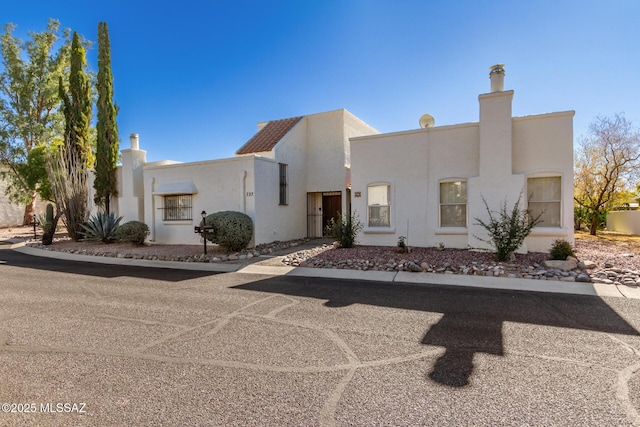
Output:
322 193 341 236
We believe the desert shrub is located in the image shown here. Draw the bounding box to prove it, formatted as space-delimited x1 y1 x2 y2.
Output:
80 212 123 243
115 221 149 245
204 211 253 252
324 212 363 248
397 235 408 253
549 239 575 260
474 194 542 262
41 203 55 246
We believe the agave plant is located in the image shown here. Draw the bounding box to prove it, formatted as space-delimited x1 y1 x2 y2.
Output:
80 212 124 243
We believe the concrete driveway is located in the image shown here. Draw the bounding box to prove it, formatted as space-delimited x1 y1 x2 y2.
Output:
2 248 640 426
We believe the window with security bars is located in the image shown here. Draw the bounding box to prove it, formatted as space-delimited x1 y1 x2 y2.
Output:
162 194 193 221
439 181 467 227
527 177 561 227
279 163 288 205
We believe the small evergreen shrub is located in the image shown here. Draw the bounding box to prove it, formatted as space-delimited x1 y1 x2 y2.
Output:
549 239 575 260
80 212 123 243
324 212 363 248
115 221 150 245
397 235 408 253
204 211 253 252
474 194 542 262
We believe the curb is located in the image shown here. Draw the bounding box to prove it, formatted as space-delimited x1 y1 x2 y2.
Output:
6 242 640 299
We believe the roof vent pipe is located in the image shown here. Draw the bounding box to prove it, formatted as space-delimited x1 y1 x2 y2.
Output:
489 64 505 92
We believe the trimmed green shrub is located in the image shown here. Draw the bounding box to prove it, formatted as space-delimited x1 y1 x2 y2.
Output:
80 212 123 243
115 221 149 245
204 211 253 252
474 194 542 262
324 212 363 248
549 239 575 260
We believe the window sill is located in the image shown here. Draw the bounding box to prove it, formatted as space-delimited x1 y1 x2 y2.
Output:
529 227 570 237
363 227 395 234
162 220 193 225
434 228 468 235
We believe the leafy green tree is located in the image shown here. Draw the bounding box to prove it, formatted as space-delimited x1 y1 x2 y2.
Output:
94 22 119 213
54 31 92 240
574 114 640 235
0 19 70 224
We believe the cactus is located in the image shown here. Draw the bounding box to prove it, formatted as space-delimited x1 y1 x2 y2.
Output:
41 203 55 245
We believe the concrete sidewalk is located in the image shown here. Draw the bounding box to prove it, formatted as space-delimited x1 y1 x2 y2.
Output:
8 239 639 299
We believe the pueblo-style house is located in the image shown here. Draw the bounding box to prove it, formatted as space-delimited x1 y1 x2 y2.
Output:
2 64 574 253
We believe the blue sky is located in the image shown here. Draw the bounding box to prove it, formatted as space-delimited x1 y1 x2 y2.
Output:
2 0 639 163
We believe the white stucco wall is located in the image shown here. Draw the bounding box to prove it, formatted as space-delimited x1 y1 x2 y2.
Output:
0 170 26 227
0 166 49 227
269 116 308 241
351 123 479 248
513 111 575 252
351 99 574 253
143 156 257 245
607 211 640 235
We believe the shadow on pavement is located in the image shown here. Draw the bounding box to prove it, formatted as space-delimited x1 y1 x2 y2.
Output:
0 248 220 282
233 275 639 388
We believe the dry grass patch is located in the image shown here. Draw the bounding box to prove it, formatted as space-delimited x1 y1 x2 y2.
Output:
575 230 640 252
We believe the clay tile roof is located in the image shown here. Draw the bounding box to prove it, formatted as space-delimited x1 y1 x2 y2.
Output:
236 116 304 155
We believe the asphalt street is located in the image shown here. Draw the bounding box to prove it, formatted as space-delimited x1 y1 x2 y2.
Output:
2 247 640 426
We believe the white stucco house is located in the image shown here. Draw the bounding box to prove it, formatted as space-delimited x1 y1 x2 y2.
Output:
114 109 378 245
350 65 575 252
2 65 575 254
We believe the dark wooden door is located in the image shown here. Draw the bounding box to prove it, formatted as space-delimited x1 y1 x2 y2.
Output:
322 194 341 235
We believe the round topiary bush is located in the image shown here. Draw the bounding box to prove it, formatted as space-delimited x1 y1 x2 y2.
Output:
115 220 150 245
549 239 575 260
204 211 253 252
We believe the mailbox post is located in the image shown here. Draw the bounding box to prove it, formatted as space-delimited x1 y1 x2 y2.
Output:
194 210 214 255
30 212 39 240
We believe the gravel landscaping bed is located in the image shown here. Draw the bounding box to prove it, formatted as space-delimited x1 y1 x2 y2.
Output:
280 237 640 286
3 225 640 286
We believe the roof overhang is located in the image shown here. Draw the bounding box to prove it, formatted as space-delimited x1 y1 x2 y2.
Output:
153 181 198 195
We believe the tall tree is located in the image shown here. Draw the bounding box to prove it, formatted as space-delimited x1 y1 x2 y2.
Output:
0 19 70 224
94 22 119 213
574 114 640 235
55 31 92 240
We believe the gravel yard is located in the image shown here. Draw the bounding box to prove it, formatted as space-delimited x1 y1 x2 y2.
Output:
3 226 640 285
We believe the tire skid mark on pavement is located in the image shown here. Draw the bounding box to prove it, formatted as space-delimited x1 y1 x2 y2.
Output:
528 294 640 426
264 295 299 318
505 349 620 371
616 362 640 426
319 367 356 427
1 343 441 374
93 313 191 330
608 334 640 426
133 295 283 353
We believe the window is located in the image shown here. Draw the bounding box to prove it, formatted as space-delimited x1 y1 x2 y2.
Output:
527 177 561 227
440 181 467 227
162 194 192 221
279 163 288 205
368 184 390 227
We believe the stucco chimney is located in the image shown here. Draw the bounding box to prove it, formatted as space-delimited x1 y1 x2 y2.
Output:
489 64 505 92
130 133 140 150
